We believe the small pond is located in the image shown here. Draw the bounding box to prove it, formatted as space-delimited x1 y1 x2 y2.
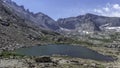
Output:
15 44 114 61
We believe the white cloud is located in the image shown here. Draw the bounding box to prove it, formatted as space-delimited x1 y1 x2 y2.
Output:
94 9 103 13
103 7 110 12
113 4 120 10
94 3 120 17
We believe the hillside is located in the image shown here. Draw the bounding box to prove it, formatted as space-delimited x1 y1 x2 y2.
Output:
0 0 65 51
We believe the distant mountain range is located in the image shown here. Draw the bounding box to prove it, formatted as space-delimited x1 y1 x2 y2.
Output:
3 0 120 35
57 13 120 34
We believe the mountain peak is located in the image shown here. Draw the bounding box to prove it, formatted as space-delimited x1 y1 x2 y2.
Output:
34 12 46 17
85 13 98 17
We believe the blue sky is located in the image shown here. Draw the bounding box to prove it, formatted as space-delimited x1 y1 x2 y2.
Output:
12 0 120 20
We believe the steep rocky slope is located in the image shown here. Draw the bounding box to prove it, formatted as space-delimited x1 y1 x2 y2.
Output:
0 0 62 51
3 0 59 31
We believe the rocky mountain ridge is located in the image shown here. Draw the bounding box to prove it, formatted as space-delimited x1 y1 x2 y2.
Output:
3 0 59 31
57 13 120 35
3 0 120 35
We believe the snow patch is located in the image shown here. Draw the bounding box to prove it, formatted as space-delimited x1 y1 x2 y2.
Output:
105 27 120 29
60 27 71 31
78 30 93 34
105 27 120 31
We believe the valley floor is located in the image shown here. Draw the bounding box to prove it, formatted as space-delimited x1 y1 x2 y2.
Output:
0 32 120 68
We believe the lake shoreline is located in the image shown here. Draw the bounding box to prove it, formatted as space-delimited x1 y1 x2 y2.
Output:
0 43 119 68
15 44 115 62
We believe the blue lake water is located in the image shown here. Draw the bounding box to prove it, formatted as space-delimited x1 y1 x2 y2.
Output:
15 44 114 61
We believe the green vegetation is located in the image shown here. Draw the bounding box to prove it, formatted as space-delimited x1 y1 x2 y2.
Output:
89 37 112 43
73 40 93 46
0 51 25 58
110 32 120 41
97 65 105 68
61 64 85 68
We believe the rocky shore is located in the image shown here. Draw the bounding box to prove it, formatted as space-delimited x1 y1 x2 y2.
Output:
0 56 107 68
